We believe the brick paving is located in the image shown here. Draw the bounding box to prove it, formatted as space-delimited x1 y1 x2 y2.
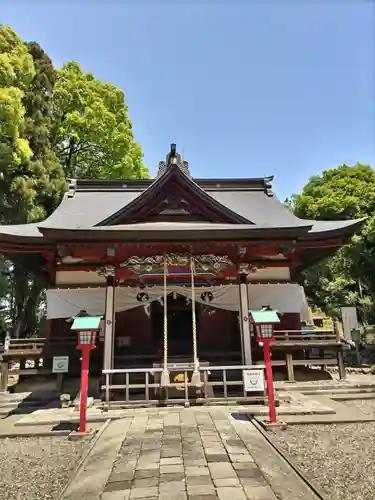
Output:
101 410 277 500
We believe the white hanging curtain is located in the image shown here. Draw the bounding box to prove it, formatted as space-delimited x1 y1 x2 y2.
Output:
46 283 304 319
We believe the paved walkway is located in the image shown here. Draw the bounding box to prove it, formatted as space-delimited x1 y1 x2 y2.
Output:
61 408 320 500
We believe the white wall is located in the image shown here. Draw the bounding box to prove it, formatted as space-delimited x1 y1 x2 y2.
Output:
55 270 105 286
248 267 290 281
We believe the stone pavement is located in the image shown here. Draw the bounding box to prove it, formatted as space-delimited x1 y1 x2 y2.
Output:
14 397 336 427
61 407 321 500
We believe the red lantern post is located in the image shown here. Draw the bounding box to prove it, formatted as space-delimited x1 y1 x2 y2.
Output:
249 309 280 425
69 315 102 437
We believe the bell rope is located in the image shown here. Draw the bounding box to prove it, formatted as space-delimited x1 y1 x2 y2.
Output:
190 255 201 387
160 255 170 387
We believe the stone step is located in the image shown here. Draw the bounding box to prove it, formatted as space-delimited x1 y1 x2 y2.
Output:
0 402 46 413
0 390 58 403
275 382 375 392
265 395 375 424
330 392 375 401
302 387 375 396
0 391 57 420
0 392 33 402
0 399 43 409
0 406 16 416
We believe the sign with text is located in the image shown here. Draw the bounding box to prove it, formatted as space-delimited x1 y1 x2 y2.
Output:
243 369 265 392
52 356 69 373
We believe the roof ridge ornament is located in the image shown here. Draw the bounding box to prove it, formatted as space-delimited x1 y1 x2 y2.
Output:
157 143 191 178
265 179 274 197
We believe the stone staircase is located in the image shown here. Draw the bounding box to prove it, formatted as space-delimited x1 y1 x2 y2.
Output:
0 391 58 418
275 380 375 400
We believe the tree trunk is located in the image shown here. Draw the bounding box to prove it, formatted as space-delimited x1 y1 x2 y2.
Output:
23 281 44 337
65 137 76 177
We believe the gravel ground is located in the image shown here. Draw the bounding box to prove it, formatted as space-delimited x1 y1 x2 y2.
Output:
271 399 375 500
0 437 86 500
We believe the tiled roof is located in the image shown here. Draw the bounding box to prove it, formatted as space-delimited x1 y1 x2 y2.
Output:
0 174 365 243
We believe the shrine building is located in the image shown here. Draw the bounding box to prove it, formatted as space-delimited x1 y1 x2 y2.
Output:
0 145 364 398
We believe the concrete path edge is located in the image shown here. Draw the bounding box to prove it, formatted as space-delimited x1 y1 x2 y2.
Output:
59 418 132 500
57 419 111 500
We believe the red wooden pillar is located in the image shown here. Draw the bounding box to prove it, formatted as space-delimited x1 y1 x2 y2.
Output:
292 312 301 332
44 319 52 339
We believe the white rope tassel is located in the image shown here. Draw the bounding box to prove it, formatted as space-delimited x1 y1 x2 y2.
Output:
190 256 201 387
160 255 170 387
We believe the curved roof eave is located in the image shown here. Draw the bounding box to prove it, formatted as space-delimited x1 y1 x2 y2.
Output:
0 223 45 245
303 217 366 239
37 222 313 243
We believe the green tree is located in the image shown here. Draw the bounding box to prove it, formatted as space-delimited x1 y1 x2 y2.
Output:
0 24 34 88
0 28 66 225
0 258 9 343
0 25 34 221
0 32 67 337
290 163 375 321
22 42 67 218
51 61 149 179
0 27 149 338
8 42 68 338
291 163 375 221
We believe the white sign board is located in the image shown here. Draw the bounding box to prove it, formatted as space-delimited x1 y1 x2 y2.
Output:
52 356 69 373
243 369 265 392
341 306 359 341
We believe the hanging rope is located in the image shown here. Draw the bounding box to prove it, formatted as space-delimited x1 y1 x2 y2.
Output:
160 255 170 387
190 255 201 387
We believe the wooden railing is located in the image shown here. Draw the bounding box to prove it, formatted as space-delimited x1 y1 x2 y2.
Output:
0 329 344 388
274 329 340 343
0 329 341 355
101 364 267 407
6 338 45 353
114 351 242 368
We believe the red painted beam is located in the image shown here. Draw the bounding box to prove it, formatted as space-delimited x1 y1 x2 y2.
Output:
48 254 56 286
67 244 284 262
0 246 52 253
296 238 343 248
56 259 292 273
58 240 298 249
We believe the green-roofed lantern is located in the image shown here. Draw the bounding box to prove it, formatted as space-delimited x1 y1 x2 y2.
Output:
70 311 102 348
248 307 281 425
249 308 280 340
69 310 103 437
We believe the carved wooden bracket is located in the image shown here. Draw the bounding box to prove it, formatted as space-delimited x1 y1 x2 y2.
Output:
98 265 116 278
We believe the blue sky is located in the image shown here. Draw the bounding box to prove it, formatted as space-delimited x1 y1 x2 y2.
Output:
1 0 374 200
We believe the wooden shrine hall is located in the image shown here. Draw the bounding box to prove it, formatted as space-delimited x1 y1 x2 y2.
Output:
0 144 364 400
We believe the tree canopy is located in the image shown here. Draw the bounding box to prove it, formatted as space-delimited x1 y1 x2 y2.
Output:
51 61 148 180
0 24 149 337
291 163 375 221
0 25 35 223
289 163 375 321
